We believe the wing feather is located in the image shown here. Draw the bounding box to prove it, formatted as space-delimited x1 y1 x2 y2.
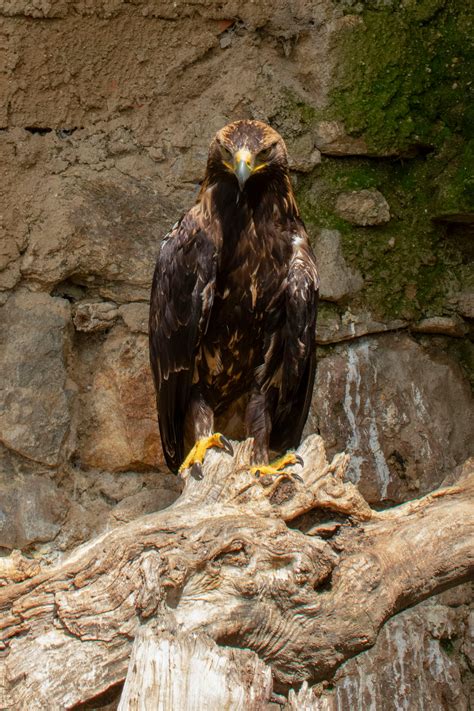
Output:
149 211 217 472
270 225 319 452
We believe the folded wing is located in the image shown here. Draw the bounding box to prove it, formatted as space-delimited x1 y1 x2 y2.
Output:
149 213 217 472
270 226 320 453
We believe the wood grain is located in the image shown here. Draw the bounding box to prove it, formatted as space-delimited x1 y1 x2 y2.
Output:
0 436 472 708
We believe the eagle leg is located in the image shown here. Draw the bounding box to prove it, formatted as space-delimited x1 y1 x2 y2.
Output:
179 433 234 479
245 390 272 464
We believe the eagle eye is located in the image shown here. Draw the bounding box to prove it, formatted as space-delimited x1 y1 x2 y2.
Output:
219 144 233 163
258 144 275 162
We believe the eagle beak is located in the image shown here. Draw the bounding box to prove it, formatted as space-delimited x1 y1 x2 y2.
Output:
234 148 253 190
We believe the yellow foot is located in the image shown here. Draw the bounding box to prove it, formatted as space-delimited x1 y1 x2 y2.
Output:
249 452 304 497
179 433 234 480
250 451 304 479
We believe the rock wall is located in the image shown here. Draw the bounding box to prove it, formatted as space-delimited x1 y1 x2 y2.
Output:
0 0 472 707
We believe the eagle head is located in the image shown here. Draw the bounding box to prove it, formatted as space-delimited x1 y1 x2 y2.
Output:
205 120 289 191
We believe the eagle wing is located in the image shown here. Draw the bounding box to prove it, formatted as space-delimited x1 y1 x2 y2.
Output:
270 225 320 453
149 211 217 472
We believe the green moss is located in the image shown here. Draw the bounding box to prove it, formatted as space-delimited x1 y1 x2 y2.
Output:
295 99 317 126
296 168 349 233
435 138 474 216
317 301 341 323
332 1 473 157
272 90 318 138
285 1 472 325
295 156 466 320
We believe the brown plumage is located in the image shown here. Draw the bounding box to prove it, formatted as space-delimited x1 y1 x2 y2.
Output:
149 120 319 474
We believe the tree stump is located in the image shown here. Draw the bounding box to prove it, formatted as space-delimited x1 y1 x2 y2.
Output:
0 435 472 709
118 628 272 710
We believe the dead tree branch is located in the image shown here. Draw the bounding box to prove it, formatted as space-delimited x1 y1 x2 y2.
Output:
0 435 472 709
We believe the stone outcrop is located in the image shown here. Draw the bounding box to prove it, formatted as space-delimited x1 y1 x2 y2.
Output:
306 333 473 504
316 306 407 344
412 315 468 338
20 174 175 303
313 120 371 156
74 324 164 473
0 474 69 550
335 188 390 226
312 585 473 710
313 229 364 302
73 301 119 332
0 291 72 468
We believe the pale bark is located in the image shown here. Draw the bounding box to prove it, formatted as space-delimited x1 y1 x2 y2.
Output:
118 628 272 711
0 435 472 709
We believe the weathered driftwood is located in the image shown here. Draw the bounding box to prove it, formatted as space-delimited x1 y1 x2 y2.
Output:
0 435 472 709
118 627 272 710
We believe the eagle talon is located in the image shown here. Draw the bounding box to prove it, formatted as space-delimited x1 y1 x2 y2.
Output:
220 435 234 457
274 452 304 470
251 469 274 485
178 432 233 476
250 451 304 478
191 462 204 480
248 450 305 495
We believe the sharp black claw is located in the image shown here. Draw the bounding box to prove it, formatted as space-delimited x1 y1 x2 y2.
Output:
294 454 304 467
292 472 304 483
191 462 204 480
220 435 234 457
254 469 262 479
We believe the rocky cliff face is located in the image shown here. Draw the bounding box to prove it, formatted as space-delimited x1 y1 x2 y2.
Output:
0 1 472 707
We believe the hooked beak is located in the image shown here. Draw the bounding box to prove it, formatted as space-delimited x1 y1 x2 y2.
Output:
233 148 253 190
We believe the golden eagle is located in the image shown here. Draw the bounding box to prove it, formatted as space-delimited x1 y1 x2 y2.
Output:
149 120 319 480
